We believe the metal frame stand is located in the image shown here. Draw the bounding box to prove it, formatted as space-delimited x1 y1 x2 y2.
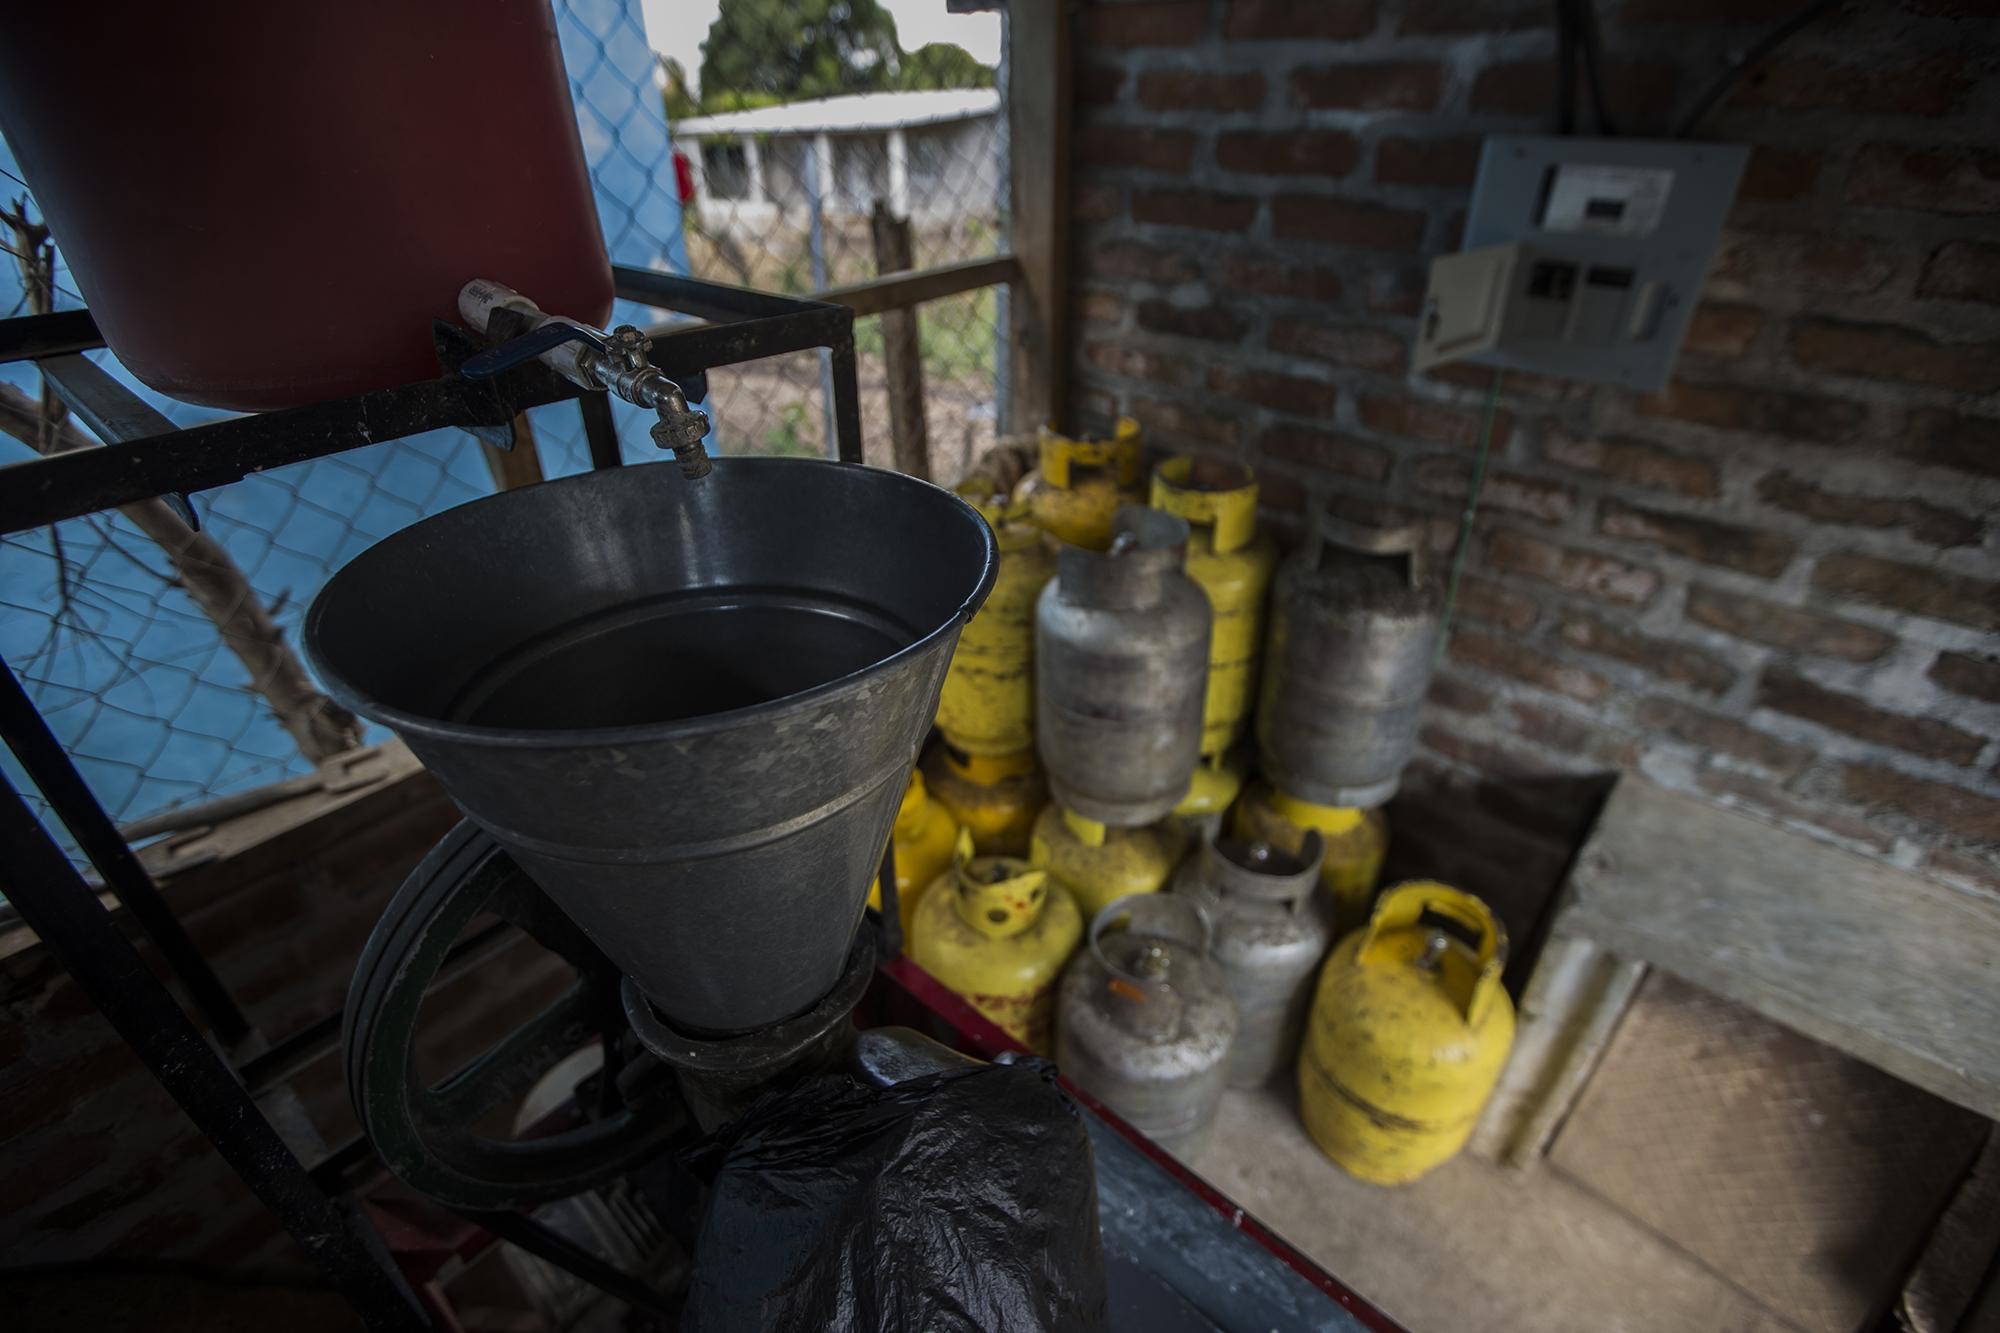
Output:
0 267 866 1329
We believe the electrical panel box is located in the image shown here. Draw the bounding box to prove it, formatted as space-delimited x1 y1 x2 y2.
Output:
1414 136 1749 391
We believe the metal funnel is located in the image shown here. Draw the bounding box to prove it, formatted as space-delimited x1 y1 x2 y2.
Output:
306 458 996 1034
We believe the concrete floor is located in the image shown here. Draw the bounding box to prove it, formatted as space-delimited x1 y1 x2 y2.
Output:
1187 1084 1802 1333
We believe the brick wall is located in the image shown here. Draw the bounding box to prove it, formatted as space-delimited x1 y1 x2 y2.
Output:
0 777 570 1276
1067 0 2000 943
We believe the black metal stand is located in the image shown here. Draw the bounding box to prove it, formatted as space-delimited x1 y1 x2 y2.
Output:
0 267 867 1328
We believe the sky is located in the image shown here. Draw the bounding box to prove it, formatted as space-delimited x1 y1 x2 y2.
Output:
639 0 1002 95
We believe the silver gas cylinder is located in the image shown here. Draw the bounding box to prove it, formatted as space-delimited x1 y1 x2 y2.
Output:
1256 515 1441 807
1172 829 1330 1088
1056 892 1238 1154
1036 506 1211 827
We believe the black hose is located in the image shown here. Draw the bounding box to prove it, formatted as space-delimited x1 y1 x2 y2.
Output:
1673 0 1845 137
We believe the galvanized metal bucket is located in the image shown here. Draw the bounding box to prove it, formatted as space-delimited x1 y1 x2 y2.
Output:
306 457 996 1034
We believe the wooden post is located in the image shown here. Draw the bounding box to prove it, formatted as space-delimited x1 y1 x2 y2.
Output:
871 201 930 480
1005 0 1072 436
480 412 547 491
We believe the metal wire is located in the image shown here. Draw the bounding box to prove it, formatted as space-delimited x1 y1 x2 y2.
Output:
0 0 1008 857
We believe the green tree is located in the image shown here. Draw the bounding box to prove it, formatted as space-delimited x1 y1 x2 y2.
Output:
897 41 996 91
661 57 699 122
698 0 902 109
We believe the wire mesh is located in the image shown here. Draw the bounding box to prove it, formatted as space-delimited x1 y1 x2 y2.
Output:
0 0 1008 854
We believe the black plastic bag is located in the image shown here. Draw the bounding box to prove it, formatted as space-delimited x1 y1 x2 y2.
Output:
681 1054 1107 1333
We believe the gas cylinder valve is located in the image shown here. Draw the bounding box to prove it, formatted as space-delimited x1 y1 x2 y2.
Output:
456 278 712 480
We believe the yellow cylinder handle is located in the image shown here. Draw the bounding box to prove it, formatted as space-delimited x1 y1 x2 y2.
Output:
1039 417 1141 489
1358 881 1507 1027
1149 455 1259 556
950 827 1049 940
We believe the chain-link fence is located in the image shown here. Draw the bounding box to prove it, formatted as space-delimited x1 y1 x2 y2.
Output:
0 0 1008 850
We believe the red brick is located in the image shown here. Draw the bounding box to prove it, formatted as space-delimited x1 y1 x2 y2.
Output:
1272 195 1426 251
1924 845 2000 899
1841 764 2000 844
1076 290 1124 326
1736 146 1823 202
1359 394 1513 450
1084 2 1208 48
1847 144 2000 215
1634 697 1808 778
1636 380 1868 442
1599 501 1795 578
1135 299 1251 343
1732 54 1971 118
1917 241 2000 304
1133 397 1239 449
1294 61 1445 111
1216 130 1362 178
1076 67 1127 107
1136 70 1265 113
1485 530 1660 606
1540 428 1718 498
1077 125 1196 172
1760 670 1985 766
1074 387 1117 429
1507 702 1638 768
1449 628 1609 703
1681 305 1763 358
1898 409 2000 479
1089 238 1201 285
1375 136 1482 187
1426 363 1586 401
1755 472 1981 548
1084 340 1188 384
1225 0 1375 40
1696 767 1897 856
1930 652 2000 705
1399 0 1548 32
1259 424 1391 480
1427 674 1495 715
1132 188 1259 232
1472 59 1676 120
1256 470 1307 514
1561 613 1735 694
1812 553 2000 632
1793 318 2000 394
1453 574 1538 632
1414 458 1574 522
1267 319 1406 373
1074 183 1121 223
1711 232 1896 294
1205 365 1337 417
1684 586 1893 663
1365 265 1427 316
1221 256 1343 303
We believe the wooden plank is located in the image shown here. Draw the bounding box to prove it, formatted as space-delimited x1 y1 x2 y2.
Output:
480 411 546 491
1005 0 1071 435
815 253 1019 318
870 203 930 480
1563 780 2000 1120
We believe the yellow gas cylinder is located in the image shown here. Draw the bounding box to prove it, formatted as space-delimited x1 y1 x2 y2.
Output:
1149 456 1278 757
910 829 1082 1054
869 771 961 938
921 744 1046 858
1029 802 1184 922
934 481 1057 756
1013 417 1143 551
1232 782 1388 937
1297 882 1515 1184
1172 749 1248 842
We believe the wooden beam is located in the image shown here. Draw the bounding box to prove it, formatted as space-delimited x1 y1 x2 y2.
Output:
1005 0 1072 436
815 254 1020 317
871 204 930 480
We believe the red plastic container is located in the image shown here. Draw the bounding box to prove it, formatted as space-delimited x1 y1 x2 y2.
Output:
0 0 613 410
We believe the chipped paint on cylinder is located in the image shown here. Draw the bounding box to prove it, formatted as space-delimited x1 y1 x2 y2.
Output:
1031 802 1186 922
921 744 1046 858
1297 881 1516 1185
911 829 1082 1055
1149 456 1278 757
1172 748 1248 843
869 770 961 938
935 480 1057 755
1232 782 1388 937
1014 416 1144 551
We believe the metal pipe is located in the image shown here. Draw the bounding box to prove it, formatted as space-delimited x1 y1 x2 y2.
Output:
0 657 250 1044
0 770 431 1332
